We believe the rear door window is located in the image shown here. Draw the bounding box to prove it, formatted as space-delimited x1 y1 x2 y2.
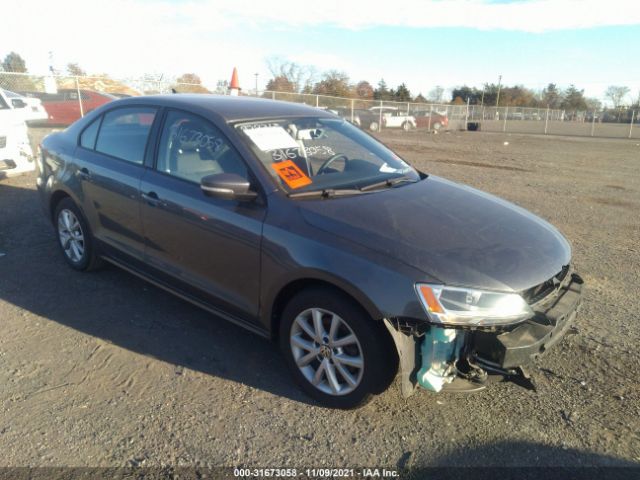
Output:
95 107 157 164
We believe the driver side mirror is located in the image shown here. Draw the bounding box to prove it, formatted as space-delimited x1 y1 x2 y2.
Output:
200 173 258 202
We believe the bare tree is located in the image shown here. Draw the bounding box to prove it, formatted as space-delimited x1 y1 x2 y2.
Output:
172 73 210 93
266 56 316 93
605 85 630 108
312 71 351 97
427 86 444 103
66 63 87 76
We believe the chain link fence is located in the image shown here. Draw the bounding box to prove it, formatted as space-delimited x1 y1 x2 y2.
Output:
1 72 638 140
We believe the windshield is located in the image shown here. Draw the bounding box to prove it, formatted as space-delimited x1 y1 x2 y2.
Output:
236 117 419 193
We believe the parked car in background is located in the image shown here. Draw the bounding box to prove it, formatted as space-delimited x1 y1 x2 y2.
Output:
0 94 34 177
369 106 416 131
20 89 117 126
327 107 360 126
1 89 48 124
38 95 583 408
413 110 449 131
354 109 382 132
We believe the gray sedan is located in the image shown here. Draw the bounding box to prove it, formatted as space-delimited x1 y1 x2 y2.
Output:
37 95 583 408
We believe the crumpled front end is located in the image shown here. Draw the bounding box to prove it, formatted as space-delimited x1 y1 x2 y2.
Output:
384 270 584 396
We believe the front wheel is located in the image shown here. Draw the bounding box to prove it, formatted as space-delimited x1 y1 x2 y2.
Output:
280 287 397 409
402 121 412 132
369 121 379 132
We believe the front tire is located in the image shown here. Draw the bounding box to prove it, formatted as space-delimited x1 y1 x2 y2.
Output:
280 287 397 409
369 121 379 132
54 198 102 271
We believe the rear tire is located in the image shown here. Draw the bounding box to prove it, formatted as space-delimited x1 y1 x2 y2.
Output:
432 122 442 131
54 198 103 271
279 287 397 409
369 122 379 132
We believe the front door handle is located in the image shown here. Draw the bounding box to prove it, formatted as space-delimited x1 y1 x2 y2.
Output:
141 191 163 207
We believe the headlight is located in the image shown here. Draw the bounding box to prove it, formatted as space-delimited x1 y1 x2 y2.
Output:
416 283 533 327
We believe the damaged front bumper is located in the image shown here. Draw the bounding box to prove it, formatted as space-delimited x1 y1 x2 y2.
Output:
384 272 584 397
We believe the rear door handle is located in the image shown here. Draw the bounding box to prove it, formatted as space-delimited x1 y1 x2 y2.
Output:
78 167 91 179
141 191 163 207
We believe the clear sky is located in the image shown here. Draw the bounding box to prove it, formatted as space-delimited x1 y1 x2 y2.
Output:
3 0 640 104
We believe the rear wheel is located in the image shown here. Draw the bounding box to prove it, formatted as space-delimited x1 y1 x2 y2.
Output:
402 121 412 132
369 121 379 132
280 287 397 409
432 121 442 131
54 198 102 271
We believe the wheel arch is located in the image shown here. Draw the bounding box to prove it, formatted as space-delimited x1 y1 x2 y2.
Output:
267 276 384 341
49 189 73 223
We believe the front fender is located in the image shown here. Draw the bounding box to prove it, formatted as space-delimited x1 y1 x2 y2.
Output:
259 218 437 332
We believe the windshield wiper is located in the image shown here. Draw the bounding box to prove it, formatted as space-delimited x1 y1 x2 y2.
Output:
359 176 417 192
287 188 364 199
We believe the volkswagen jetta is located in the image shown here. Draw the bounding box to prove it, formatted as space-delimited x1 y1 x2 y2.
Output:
37 95 583 408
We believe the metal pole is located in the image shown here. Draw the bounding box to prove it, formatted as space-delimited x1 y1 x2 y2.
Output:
316 95 319 107
544 106 550 134
503 106 508 132
591 110 596 137
75 76 84 118
496 75 502 107
351 99 354 123
254 73 259 96
629 110 636 138
271 91 275 100
465 97 470 130
379 100 383 131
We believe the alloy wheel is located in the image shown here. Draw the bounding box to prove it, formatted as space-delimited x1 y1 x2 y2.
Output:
290 308 364 396
57 208 85 263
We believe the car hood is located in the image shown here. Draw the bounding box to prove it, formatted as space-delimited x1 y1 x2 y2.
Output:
298 176 571 292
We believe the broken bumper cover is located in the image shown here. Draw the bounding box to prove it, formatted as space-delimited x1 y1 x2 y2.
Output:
385 273 584 397
471 273 583 370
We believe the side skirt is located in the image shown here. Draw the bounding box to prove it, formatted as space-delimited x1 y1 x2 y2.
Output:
101 256 270 339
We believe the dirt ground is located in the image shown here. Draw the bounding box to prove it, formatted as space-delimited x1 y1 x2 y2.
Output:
0 129 639 469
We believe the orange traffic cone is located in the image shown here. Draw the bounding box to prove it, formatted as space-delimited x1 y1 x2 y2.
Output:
229 67 240 96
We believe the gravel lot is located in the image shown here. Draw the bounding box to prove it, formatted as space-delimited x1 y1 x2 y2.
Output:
0 129 638 469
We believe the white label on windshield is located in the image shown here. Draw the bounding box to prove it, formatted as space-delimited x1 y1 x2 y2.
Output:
379 162 402 173
243 126 299 151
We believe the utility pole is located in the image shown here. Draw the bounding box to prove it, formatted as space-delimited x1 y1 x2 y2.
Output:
496 75 502 107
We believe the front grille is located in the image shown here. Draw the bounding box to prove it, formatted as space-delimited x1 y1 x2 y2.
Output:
521 265 570 305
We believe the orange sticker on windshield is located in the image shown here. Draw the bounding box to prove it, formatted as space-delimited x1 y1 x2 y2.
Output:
272 160 312 189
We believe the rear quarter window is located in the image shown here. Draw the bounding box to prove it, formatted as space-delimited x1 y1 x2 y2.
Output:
79 117 101 149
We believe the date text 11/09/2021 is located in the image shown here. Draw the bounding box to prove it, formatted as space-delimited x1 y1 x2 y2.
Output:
233 468 400 477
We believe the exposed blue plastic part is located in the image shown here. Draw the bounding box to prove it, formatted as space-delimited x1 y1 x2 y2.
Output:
417 327 464 392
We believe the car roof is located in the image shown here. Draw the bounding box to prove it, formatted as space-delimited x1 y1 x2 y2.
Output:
111 94 335 123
